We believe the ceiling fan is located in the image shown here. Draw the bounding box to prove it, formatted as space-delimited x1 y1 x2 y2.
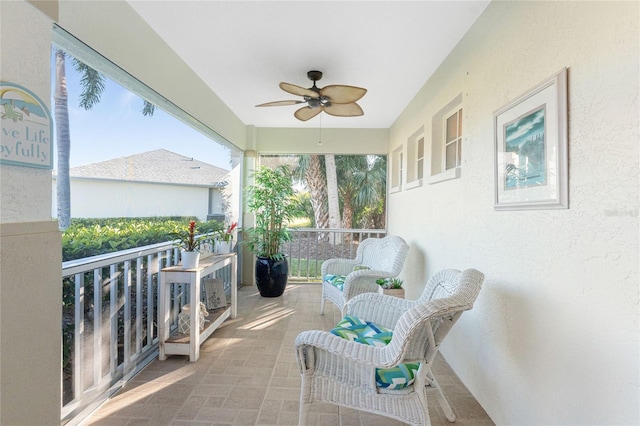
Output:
256 70 367 121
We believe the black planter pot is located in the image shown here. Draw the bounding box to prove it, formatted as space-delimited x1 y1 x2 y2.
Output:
255 256 288 297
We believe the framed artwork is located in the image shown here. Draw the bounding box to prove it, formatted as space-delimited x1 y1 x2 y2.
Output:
494 68 568 210
0 81 53 169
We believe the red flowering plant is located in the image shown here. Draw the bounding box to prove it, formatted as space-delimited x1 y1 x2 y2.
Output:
219 222 238 242
171 220 208 252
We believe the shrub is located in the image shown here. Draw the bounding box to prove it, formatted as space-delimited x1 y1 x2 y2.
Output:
62 217 223 262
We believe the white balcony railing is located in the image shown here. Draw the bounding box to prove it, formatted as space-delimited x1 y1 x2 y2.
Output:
283 228 387 280
61 228 385 424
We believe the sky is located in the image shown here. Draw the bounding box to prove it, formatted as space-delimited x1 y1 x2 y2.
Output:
52 56 231 170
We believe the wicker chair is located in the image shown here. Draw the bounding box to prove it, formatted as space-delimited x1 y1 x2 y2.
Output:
296 268 485 426
320 235 409 315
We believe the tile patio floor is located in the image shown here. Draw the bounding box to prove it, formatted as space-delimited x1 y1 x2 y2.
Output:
82 282 493 426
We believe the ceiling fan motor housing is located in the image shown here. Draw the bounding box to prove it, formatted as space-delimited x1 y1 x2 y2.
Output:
307 70 323 82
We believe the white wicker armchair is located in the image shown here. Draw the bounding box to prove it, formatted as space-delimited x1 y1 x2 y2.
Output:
320 235 409 315
296 268 485 426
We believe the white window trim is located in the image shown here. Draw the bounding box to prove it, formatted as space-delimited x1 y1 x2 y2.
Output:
428 166 460 184
430 93 463 184
389 145 403 193
405 126 425 190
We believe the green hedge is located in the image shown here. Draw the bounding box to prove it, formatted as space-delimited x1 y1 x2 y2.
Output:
62 217 224 262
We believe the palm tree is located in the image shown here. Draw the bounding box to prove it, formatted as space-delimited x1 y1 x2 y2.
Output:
324 154 341 243
54 50 72 230
336 155 387 243
54 49 155 230
294 155 329 230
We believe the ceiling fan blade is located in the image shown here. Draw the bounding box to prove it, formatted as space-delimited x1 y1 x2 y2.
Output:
319 85 367 104
280 82 318 98
294 106 322 121
323 102 364 117
255 100 304 107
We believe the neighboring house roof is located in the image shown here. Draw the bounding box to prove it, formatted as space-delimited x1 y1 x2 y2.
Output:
58 149 229 187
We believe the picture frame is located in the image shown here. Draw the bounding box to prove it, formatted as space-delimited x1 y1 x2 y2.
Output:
494 68 568 210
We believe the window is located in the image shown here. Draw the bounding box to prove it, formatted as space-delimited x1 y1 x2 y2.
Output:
405 126 425 190
390 146 403 193
444 108 462 171
429 93 463 184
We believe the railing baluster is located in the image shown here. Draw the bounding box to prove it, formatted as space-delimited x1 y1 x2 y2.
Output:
146 254 154 349
94 268 102 386
136 257 143 355
109 264 117 375
73 273 83 405
124 260 131 370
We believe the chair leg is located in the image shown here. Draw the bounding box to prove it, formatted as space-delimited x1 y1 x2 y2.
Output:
320 296 325 315
299 373 311 425
298 401 309 426
426 369 456 422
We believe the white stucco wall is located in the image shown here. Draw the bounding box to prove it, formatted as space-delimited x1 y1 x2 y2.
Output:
388 2 639 425
0 1 62 424
51 178 222 220
0 1 53 223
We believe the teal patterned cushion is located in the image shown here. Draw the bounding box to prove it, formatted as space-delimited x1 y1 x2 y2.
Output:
330 315 420 389
324 274 346 291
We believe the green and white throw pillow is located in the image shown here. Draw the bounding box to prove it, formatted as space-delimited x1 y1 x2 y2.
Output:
323 274 346 291
330 315 420 389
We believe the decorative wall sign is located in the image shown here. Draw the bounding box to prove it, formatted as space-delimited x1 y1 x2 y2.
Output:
494 68 568 210
0 81 53 169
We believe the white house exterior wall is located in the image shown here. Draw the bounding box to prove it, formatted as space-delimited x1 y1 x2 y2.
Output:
388 2 639 425
52 178 218 220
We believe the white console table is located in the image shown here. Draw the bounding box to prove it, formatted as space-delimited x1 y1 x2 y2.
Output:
159 253 237 362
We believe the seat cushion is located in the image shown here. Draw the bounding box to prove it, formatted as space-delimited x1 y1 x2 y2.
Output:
330 315 419 389
323 274 346 291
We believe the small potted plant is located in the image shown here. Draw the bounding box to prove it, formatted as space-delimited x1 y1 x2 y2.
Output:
171 220 208 269
216 222 237 254
376 277 405 298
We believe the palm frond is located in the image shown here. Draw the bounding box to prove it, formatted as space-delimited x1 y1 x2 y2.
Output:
72 60 106 110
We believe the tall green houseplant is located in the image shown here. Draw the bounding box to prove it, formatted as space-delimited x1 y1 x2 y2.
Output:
245 165 296 260
245 165 296 297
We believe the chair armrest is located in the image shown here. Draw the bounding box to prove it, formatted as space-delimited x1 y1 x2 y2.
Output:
321 258 359 277
346 292 416 329
295 330 395 368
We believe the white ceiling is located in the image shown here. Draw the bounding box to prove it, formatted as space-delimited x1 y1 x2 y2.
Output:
127 1 490 129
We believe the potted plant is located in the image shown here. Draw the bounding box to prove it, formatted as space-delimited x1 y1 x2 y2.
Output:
215 222 237 254
171 220 208 269
376 277 405 298
244 165 296 297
